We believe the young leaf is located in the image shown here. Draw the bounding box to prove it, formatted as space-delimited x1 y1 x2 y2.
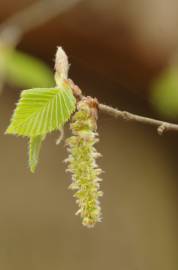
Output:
29 135 45 173
6 85 76 137
0 47 54 88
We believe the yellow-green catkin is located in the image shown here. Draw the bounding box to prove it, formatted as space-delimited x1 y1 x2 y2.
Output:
65 98 103 228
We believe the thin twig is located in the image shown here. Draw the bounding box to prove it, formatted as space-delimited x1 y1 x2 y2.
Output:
0 0 81 45
98 103 178 134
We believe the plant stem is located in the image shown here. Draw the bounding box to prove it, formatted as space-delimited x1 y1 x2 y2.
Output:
98 103 178 134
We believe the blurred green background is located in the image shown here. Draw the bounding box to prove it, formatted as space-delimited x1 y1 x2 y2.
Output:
0 1 177 270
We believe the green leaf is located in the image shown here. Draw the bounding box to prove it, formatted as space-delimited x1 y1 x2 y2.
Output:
29 135 45 173
0 47 54 88
151 65 178 118
6 85 76 137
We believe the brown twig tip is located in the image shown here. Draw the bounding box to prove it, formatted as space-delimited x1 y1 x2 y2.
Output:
68 79 82 99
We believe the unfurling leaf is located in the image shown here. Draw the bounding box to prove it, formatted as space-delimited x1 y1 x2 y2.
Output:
29 135 45 173
6 84 76 137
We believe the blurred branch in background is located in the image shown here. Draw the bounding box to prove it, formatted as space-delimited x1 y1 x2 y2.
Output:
0 0 82 45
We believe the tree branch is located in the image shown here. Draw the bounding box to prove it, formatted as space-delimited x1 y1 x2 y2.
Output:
98 103 178 134
55 47 178 135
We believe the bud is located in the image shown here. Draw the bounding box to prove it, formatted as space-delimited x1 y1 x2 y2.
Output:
55 46 69 85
